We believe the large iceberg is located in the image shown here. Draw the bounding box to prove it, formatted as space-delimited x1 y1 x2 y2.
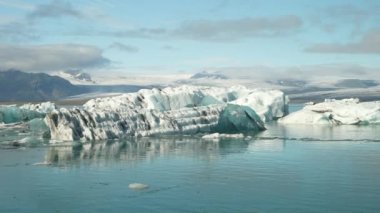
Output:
44 86 288 141
279 98 380 125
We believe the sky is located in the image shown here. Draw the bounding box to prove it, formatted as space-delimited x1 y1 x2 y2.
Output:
0 0 379 78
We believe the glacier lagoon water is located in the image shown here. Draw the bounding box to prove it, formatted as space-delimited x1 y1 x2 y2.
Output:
1 104 380 212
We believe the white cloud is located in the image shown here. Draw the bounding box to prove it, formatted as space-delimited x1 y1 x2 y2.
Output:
27 0 82 20
109 42 139 53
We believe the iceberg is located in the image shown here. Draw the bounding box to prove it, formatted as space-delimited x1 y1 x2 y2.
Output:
44 86 288 141
20 102 56 113
82 85 288 121
128 183 149 190
0 102 56 124
279 98 380 125
231 90 289 122
213 104 264 133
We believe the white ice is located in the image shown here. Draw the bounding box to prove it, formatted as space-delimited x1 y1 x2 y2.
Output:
44 86 288 141
279 98 380 125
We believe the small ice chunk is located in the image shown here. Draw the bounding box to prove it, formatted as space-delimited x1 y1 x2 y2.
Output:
245 136 253 140
202 133 244 140
32 161 52 166
128 183 149 190
19 136 43 145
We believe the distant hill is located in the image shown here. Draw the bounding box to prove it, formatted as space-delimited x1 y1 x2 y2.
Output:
0 70 147 101
267 79 307 87
335 79 378 88
55 70 96 84
190 71 228 80
0 70 85 101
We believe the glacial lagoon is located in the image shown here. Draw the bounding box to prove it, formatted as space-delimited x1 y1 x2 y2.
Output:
1 105 380 212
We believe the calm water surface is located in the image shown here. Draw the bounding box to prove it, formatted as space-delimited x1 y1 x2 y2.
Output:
1 105 380 212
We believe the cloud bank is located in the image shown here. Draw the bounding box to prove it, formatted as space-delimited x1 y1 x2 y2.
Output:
109 42 139 53
0 43 109 72
110 15 303 42
305 29 380 54
27 0 82 21
173 15 302 41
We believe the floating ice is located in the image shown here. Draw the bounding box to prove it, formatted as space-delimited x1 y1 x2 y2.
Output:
44 86 288 141
128 183 149 190
16 136 46 146
82 85 288 121
20 102 56 113
213 104 265 133
231 90 289 122
32 161 52 166
279 98 380 125
202 133 245 140
0 102 56 124
27 118 49 132
0 105 43 124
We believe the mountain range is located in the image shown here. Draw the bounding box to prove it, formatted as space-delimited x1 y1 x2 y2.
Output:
0 70 146 102
1 69 380 103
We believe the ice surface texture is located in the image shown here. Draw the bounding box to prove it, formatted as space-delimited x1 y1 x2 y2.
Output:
44 86 287 141
0 102 56 124
279 98 380 125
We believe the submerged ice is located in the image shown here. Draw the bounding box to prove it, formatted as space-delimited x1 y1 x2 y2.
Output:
44 86 287 141
279 98 380 125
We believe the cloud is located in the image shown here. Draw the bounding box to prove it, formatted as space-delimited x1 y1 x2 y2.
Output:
110 28 168 39
0 22 39 41
108 15 302 42
311 3 380 35
0 43 109 72
202 64 378 81
172 15 302 41
109 42 139 53
305 29 380 54
27 0 82 21
0 1 83 41
0 0 34 10
162 45 177 51
209 0 230 13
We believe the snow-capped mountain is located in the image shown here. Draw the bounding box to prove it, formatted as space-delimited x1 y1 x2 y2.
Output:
190 71 229 80
54 70 95 84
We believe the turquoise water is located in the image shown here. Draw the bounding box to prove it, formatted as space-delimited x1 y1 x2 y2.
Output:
1 105 380 212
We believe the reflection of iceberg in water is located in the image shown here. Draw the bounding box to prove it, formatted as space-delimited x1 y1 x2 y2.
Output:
43 137 250 167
